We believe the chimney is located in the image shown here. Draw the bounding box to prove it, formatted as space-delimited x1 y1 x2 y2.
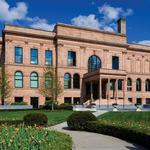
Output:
117 18 126 35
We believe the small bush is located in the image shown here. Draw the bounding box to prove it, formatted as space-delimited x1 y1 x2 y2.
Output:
23 113 48 126
43 100 58 110
85 121 150 149
11 102 28 105
58 103 73 110
67 111 97 130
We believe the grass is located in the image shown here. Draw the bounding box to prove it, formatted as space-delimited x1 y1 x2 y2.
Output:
0 110 73 126
98 111 150 134
0 126 72 150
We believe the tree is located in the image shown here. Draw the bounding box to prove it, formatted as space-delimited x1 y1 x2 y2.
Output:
0 69 12 105
39 66 63 111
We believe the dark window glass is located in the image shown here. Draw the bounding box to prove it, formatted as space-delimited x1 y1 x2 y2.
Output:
45 73 52 89
128 98 132 103
30 72 38 88
15 47 23 63
110 79 115 90
45 97 52 101
64 73 71 89
73 74 80 89
68 51 76 66
64 97 72 104
45 50 52 65
30 49 38 64
136 98 142 105
118 79 122 90
146 98 150 104
127 78 132 91
112 56 119 70
15 97 23 103
15 71 23 88
136 78 141 91
88 55 101 72
73 97 80 104
145 79 150 91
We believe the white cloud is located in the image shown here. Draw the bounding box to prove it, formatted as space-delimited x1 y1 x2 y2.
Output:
98 4 133 22
137 40 150 46
0 0 28 22
0 0 54 31
29 17 54 31
71 14 100 30
71 4 133 32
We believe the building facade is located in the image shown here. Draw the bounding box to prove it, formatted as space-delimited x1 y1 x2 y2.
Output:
1 18 150 108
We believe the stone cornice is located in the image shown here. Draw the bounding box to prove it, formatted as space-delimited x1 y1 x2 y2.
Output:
56 35 128 48
127 46 150 53
4 30 55 40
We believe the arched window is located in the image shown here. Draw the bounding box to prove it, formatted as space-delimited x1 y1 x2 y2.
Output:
88 55 101 72
64 73 71 89
45 73 52 89
30 72 38 88
15 71 23 88
127 78 132 91
145 79 150 91
73 74 80 89
136 78 141 91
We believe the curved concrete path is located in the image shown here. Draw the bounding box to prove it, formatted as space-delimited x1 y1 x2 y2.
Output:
48 110 147 150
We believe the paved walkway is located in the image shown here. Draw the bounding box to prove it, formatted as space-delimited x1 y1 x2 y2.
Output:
48 110 147 150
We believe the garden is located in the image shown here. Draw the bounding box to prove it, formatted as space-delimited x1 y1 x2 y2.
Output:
0 109 73 150
67 111 150 149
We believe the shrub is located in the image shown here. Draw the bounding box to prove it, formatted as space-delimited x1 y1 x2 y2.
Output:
0 120 23 126
67 111 97 130
23 113 48 126
43 100 58 110
11 102 28 105
85 121 150 149
58 103 73 110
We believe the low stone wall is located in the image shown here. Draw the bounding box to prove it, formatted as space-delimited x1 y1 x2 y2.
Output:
0 105 33 110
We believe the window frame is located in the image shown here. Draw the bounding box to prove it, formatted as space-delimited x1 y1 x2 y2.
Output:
30 48 38 64
112 56 119 70
64 73 71 89
45 50 53 65
15 47 23 64
30 72 39 88
68 51 76 66
73 74 80 89
14 71 23 88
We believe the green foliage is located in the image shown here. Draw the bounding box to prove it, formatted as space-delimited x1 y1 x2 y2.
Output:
67 111 97 130
23 113 48 126
44 100 58 109
0 120 23 126
11 102 28 105
0 110 72 126
58 103 73 110
0 127 72 150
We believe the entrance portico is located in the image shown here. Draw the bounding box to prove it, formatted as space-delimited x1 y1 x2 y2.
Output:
83 68 127 107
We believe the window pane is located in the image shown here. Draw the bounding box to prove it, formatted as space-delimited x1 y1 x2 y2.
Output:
118 80 122 90
15 47 23 63
30 72 38 88
45 50 52 65
15 72 23 88
68 51 76 66
112 56 119 70
64 73 71 89
31 49 38 64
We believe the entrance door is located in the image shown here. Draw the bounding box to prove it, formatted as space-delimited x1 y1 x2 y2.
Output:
30 97 39 108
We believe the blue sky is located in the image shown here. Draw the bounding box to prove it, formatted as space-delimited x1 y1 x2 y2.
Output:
0 0 150 45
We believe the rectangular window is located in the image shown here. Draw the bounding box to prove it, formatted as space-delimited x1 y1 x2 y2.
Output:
15 97 23 103
73 97 80 104
68 51 76 66
118 80 122 90
30 48 38 64
45 50 52 65
128 98 132 103
15 47 23 63
64 97 72 104
146 98 150 104
136 98 142 105
112 56 119 70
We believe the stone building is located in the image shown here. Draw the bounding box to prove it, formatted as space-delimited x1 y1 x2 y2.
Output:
0 18 150 108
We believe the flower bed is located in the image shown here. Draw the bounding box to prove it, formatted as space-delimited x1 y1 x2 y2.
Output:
0 127 72 150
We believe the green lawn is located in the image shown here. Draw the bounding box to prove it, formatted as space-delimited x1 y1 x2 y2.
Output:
0 110 73 126
98 111 150 133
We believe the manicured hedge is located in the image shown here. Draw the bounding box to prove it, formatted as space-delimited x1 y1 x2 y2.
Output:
23 113 48 126
85 121 150 149
67 111 97 130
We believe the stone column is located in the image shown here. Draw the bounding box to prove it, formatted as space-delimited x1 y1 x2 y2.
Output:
99 78 102 107
90 81 93 102
115 79 118 102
